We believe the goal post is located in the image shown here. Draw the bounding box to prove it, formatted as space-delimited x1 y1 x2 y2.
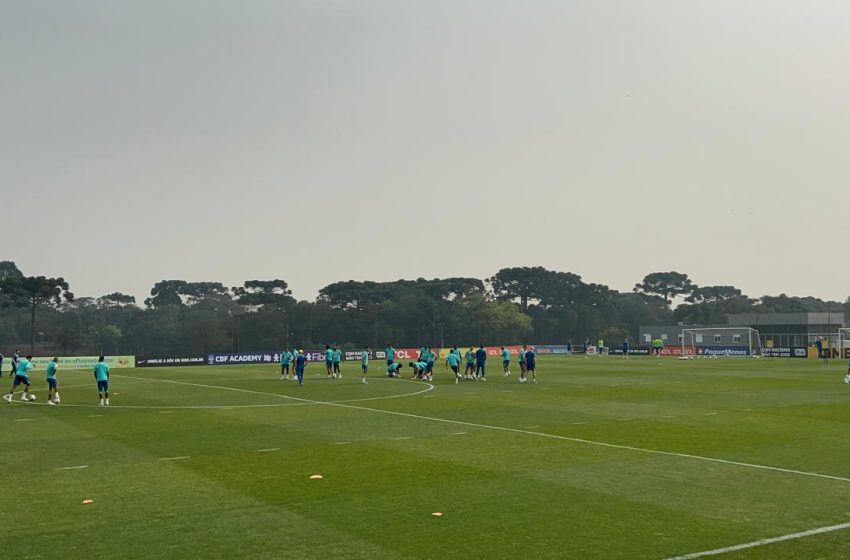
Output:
680 327 762 358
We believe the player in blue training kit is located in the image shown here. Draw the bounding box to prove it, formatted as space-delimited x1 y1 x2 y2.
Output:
94 356 110 406
385 345 396 366
46 358 60 404
294 350 307 385
475 345 487 380
280 349 293 380
3 354 34 403
622 338 630 359
525 347 538 384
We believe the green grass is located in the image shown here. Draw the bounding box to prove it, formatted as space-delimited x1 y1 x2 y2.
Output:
3 356 850 559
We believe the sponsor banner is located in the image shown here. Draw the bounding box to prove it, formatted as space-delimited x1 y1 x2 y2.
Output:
609 347 651 356
762 347 808 359
657 347 694 356
534 345 572 355
206 352 281 366
696 346 750 357
31 355 135 369
136 356 206 367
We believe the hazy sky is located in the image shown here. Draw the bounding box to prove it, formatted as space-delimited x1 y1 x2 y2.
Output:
3 1 848 303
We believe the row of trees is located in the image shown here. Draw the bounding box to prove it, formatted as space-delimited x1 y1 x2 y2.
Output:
1 261 848 356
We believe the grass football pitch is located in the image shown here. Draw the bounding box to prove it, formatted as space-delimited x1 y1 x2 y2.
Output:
2 356 850 559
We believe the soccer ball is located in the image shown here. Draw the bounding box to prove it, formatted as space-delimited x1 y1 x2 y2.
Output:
28 394 37 401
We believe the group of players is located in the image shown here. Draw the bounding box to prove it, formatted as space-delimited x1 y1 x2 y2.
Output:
1 354 112 406
276 345 539 386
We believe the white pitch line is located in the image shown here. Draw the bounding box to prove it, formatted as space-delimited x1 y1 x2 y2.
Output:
571 422 588 425
391 436 412 440
113 375 850 485
160 456 189 461
314 402 850 484
662 520 850 560
617 418 633 421
15 418 34 422
87 414 102 418
525 425 541 429
110 374 434 408
330 441 352 445
704 412 719 416
257 448 279 453
450 432 467 435
159 411 174 414
55 465 88 470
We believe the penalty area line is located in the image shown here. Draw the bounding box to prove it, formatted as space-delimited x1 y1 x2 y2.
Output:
662 520 850 559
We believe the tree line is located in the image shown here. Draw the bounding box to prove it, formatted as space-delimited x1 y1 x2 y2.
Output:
0 261 847 356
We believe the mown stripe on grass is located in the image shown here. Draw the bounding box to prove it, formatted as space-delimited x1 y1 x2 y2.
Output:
113 375 850 484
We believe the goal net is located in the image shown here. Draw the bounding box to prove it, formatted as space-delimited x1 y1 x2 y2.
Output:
680 327 762 358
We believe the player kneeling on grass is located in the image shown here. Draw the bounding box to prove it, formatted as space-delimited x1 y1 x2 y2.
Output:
445 350 462 384
386 362 403 378
94 356 110 406
361 347 370 384
3 355 35 403
46 358 60 404
408 361 427 380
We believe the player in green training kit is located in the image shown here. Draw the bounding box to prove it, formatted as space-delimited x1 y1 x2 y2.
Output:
280 349 293 380
324 345 335 378
501 346 511 376
387 362 402 378
94 356 110 406
46 358 60 404
3 354 35 403
361 347 370 384
464 347 475 379
446 350 462 384
652 338 664 357
332 346 342 378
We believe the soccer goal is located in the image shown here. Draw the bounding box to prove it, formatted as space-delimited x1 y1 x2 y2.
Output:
839 328 850 359
680 327 762 358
